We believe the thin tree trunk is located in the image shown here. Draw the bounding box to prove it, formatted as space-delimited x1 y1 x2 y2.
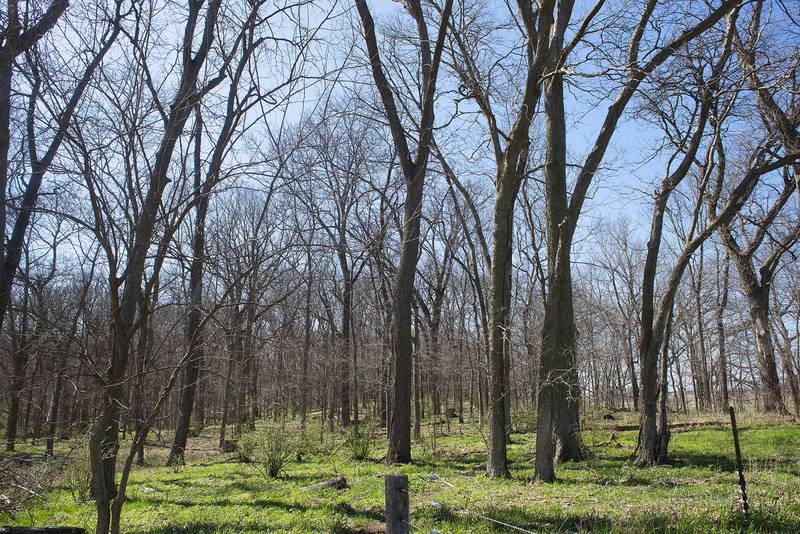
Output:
166 107 207 466
716 255 730 408
44 372 63 457
219 325 238 450
300 268 313 428
5 352 25 451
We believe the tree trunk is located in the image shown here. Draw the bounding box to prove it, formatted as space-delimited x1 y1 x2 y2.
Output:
5 353 25 451
339 253 352 428
386 167 423 463
747 288 784 413
716 255 730 408
219 324 238 449
354 0 453 466
44 372 63 457
486 189 513 478
166 114 207 464
133 305 151 467
721 248 787 413
429 325 442 417
300 272 313 428
536 64 586 482
626 329 640 411
413 342 421 441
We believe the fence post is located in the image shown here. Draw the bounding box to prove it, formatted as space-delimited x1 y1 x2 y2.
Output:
384 474 409 534
729 405 750 522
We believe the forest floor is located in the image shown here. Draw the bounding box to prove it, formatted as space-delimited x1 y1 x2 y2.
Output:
2 411 799 533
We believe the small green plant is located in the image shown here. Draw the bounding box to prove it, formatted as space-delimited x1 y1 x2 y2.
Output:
167 452 184 473
238 421 299 478
345 422 377 461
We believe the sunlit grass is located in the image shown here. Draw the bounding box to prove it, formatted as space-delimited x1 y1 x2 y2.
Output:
2 412 798 533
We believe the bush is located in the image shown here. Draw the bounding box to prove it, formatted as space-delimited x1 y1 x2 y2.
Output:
345 423 377 461
238 422 299 478
236 433 258 463
166 451 184 473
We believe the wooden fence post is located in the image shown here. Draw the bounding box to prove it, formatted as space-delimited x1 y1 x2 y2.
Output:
384 474 409 534
729 406 750 522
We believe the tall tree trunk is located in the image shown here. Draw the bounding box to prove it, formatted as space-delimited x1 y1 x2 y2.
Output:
429 324 442 417
536 60 586 482
690 259 712 410
219 312 240 449
133 300 151 467
166 107 207 466
300 268 313 429
355 0 453 465
486 188 513 477
339 250 352 428
716 255 730 408
352 323 360 435
724 250 786 413
626 333 640 412
413 341 422 441
386 167 423 462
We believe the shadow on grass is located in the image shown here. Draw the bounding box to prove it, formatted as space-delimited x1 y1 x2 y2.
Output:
136 499 384 534
138 511 800 534
669 452 800 475
411 506 800 534
409 453 489 474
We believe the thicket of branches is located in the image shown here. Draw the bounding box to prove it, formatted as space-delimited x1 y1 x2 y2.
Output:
0 0 798 531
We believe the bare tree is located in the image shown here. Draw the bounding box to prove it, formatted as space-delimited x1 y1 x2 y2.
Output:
2 0 123 451
354 0 453 464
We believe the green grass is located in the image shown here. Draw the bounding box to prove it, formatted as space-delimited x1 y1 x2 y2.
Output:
2 413 799 533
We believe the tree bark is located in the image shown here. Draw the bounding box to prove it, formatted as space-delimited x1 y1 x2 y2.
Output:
486 188 514 477
536 30 586 480
5 352 26 451
719 227 786 413
44 372 63 457
716 254 730 408
166 107 207 466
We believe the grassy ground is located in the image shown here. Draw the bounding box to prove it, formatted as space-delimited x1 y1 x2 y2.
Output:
2 412 799 533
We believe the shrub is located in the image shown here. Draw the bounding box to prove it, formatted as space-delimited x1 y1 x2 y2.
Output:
238 421 299 478
345 422 377 461
166 452 184 473
236 433 258 463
